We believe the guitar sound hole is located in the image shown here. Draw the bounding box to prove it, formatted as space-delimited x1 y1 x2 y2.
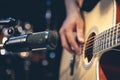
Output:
85 32 96 62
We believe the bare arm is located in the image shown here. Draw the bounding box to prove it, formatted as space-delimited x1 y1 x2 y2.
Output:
65 0 83 14
59 0 84 54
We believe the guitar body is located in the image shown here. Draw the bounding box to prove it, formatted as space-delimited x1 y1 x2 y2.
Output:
59 0 120 80
77 0 116 80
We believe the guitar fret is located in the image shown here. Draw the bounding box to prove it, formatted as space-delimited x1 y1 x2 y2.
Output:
93 23 120 54
117 24 120 43
113 26 116 45
98 35 100 52
107 29 110 47
103 31 106 49
98 34 102 52
116 25 118 44
102 33 104 50
110 29 112 46
110 27 113 46
93 36 98 53
95 37 98 52
99 33 103 51
101 32 103 50
108 29 111 48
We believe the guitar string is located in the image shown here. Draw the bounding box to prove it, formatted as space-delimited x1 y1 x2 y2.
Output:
85 25 120 45
84 31 120 51
86 24 120 41
81 24 120 51
85 29 119 45
85 36 120 51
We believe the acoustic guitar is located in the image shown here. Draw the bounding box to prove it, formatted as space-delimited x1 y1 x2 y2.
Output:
59 0 120 80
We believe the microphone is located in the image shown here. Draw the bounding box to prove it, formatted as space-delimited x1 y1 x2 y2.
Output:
0 30 58 52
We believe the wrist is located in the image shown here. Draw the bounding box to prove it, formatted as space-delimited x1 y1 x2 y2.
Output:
65 0 80 15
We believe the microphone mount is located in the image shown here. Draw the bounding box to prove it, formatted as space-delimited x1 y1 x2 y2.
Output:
0 17 58 53
0 17 21 36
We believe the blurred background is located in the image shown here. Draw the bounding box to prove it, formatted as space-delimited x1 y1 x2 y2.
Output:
0 0 66 80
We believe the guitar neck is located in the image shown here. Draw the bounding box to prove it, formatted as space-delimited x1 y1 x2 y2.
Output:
93 23 120 54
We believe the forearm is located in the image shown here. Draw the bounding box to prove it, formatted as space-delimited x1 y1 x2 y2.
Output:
65 0 84 15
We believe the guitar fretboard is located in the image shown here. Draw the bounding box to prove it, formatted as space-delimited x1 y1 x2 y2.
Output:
93 23 120 54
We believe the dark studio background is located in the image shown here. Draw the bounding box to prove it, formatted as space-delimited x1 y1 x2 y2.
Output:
0 0 65 80
0 0 107 80
0 0 119 80
1 0 117 80
0 0 66 31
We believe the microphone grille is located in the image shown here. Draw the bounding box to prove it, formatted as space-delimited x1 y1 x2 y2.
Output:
27 30 58 51
47 30 58 50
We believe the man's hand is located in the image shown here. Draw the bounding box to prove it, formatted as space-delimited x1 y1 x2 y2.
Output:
59 12 84 54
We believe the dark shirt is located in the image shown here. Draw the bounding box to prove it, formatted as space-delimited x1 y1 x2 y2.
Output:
82 0 120 11
82 0 100 11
